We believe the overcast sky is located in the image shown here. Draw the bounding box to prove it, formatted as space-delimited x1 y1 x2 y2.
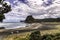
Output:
3 0 60 22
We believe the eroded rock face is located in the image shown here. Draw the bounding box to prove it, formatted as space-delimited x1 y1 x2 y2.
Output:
25 15 35 23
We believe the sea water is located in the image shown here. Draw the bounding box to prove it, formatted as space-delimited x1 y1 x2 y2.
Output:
0 22 28 29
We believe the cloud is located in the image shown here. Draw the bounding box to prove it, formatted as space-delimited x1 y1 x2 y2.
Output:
3 0 60 22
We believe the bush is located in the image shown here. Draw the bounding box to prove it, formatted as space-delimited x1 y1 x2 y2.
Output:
54 33 60 40
29 30 41 40
55 33 60 36
54 36 60 40
42 34 54 40
42 33 60 40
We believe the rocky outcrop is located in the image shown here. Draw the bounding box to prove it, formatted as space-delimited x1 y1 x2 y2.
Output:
0 27 5 29
25 15 35 23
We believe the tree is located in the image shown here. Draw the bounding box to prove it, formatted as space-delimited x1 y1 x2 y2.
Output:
0 0 11 22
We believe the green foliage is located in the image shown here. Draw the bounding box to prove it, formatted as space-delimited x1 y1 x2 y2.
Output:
2 2 11 13
54 36 60 40
29 31 41 40
42 33 60 40
0 0 11 22
42 34 54 40
54 33 60 40
0 0 4 3
0 14 5 22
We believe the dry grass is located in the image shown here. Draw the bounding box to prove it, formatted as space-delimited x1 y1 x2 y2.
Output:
3 32 30 40
3 22 60 40
40 24 60 35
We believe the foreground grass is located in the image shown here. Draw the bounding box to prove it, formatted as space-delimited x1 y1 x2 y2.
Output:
3 32 31 40
3 22 60 40
3 30 60 40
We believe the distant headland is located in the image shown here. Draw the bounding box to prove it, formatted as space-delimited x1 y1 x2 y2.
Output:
24 15 60 23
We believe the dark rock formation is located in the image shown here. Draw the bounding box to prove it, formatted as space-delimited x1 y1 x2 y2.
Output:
0 27 5 29
25 15 35 23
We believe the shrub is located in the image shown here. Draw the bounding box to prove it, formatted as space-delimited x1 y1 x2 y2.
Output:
29 30 41 40
54 33 60 40
55 33 60 36
54 36 60 40
42 34 54 40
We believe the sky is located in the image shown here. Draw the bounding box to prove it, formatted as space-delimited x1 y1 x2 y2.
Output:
2 0 60 22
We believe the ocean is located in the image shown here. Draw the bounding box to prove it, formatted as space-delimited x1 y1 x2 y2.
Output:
0 22 28 29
